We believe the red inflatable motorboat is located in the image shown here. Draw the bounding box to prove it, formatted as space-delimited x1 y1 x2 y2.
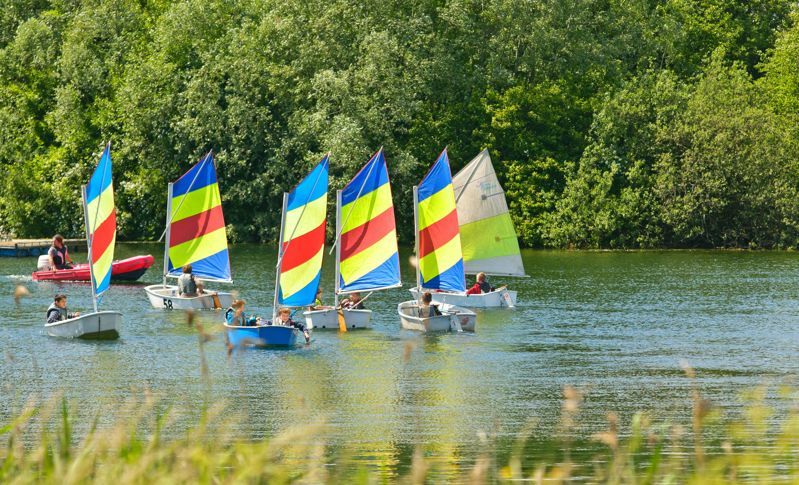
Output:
32 254 155 282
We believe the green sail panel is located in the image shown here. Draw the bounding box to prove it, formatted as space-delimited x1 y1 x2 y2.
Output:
453 149 526 276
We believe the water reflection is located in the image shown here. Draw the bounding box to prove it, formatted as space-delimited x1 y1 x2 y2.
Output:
1 244 798 477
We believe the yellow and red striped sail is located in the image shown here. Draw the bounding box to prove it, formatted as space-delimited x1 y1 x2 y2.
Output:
338 149 401 292
84 144 116 299
416 149 466 292
277 155 329 306
166 152 231 282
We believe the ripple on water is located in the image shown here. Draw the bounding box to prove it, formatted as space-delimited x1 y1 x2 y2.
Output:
1 245 798 476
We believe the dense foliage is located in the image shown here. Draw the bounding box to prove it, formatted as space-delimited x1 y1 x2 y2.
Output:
1 0 798 248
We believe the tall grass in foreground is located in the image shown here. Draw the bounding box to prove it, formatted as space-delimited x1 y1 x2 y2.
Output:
1 372 797 484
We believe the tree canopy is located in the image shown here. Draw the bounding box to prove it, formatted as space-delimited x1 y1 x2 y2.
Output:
1 0 798 248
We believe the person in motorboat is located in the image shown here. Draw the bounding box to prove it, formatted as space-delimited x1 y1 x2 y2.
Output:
466 272 493 295
271 307 310 343
47 235 74 270
46 294 80 323
225 299 259 326
340 292 365 310
177 264 204 297
418 291 442 318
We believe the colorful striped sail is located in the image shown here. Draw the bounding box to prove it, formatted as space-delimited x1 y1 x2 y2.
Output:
338 149 401 292
84 144 116 300
453 149 526 276
166 152 231 282
277 155 329 306
416 149 466 292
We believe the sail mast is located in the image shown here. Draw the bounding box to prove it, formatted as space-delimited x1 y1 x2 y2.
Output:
273 192 289 321
334 189 342 308
81 184 98 313
162 183 173 286
413 185 421 293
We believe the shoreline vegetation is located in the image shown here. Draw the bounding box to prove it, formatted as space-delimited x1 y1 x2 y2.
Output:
51 241 799 255
2 370 796 483
2 2 799 250
11 239 799 252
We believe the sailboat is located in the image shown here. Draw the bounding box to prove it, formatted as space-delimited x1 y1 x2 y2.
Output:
409 149 526 308
304 148 402 330
399 149 476 332
45 143 122 339
144 151 235 310
225 155 329 347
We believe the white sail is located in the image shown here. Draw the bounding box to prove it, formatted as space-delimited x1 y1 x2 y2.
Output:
452 149 526 277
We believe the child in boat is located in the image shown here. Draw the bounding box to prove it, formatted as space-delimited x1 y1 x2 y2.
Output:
177 264 204 297
466 272 493 295
340 292 365 310
225 299 258 326
47 235 74 270
418 291 442 318
308 287 332 311
273 307 310 343
46 294 80 323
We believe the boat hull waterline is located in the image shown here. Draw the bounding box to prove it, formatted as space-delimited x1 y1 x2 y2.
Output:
224 323 299 347
409 287 517 308
397 301 476 332
302 308 372 330
32 255 155 282
45 311 122 339
144 285 234 310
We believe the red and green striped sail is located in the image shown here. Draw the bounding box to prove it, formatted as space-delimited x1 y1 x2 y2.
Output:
338 149 401 292
166 152 231 282
416 149 465 292
84 144 116 299
278 155 329 307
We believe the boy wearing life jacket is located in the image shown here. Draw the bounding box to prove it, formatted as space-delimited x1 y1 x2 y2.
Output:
46 294 80 323
340 292 365 310
177 264 204 297
466 272 493 295
308 287 332 311
417 291 442 318
273 307 310 343
225 299 258 326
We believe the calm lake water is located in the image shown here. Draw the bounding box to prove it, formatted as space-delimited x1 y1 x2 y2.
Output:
1 244 798 477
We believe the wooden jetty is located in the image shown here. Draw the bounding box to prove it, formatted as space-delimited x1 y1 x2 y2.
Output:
0 239 87 257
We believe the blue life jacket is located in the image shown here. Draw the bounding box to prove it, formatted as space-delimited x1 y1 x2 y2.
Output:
225 307 257 326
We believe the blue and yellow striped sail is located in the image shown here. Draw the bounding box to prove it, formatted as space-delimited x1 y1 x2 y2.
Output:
278 155 329 307
416 149 465 292
85 144 116 299
166 152 232 282
339 149 401 292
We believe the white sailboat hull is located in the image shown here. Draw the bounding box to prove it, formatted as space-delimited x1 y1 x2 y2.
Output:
144 284 233 310
302 308 372 329
45 311 122 339
397 301 476 332
409 287 516 308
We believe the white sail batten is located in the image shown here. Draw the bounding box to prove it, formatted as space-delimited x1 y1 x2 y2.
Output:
452 149 526 277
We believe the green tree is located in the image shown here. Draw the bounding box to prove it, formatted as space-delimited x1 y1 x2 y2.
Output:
655 51 799 247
